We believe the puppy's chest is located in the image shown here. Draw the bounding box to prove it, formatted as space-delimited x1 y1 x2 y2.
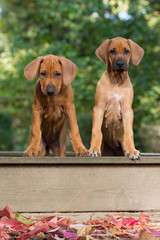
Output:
107 92 123 103
42 105 64 122
104 90 124 124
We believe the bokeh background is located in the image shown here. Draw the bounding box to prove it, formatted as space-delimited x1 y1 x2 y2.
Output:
0 0 159 152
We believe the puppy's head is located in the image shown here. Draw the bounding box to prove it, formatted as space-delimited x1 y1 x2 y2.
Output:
24 55 77 96
95 37 144 72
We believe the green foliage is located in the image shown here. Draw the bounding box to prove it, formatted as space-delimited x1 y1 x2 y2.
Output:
0 111 13 150
14 212 34 226
0 0 159 151
77 112 92 149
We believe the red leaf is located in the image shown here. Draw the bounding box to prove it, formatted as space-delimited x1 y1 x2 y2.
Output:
63 231 77 239
128 219 139 226
58 217 72 226
2 233 10 240
104 218 117 225
0 208 11 219
139 212 150 224
5 206 14 217
28 223 50 236
48 217 59 228
48 221 59 229
90 219 101 225
149 229 160 236
122 218 137 226
0 218 25 228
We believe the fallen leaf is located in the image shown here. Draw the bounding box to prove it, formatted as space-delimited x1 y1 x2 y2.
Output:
77 226 93 237
0 218 25 228
139 212 150 224
112 228 123 236
0 206 160 240
63 231 77 238
0 207 11 219
138 230 155 240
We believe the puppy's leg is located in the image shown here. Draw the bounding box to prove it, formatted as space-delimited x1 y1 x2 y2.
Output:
122 108 140 160
58 124 66 156
38 137 49 156
65 104 87 156
88 106 104 156
50 125 66 157
24 104 42 157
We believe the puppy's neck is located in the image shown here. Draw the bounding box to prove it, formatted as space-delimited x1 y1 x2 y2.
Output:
107 65 128 85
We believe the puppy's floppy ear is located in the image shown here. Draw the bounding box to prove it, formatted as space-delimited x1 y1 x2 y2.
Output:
59 57 77 85
95 39 111 65
128 39 144 66
24 56 43 81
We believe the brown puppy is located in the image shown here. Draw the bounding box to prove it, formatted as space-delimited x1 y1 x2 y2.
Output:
24 54 87 157
89 37 144 159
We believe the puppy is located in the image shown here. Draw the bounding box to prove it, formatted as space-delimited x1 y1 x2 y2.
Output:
24 55 87 157
89 37 144 159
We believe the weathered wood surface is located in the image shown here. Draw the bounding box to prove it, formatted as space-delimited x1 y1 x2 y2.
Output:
22 211 160 222
0 151 160 157
0 153 160 165
0 152 160 213
0 151 74 157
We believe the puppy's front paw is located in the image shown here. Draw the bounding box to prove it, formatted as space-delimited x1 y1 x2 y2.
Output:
125 148 140 160
74 146 88 157
23 146 39 157
88 148 101 157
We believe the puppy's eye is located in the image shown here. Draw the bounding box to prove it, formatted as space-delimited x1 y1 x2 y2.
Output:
124 48 130 54
109 49 116 55
40 71 46 77
55 72 61 77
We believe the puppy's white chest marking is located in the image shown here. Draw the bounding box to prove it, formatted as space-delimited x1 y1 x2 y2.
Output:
108 93 123 102
108 93 123 112
113 93 122 102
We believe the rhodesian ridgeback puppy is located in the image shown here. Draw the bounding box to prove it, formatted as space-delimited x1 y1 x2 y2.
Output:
89 37 144 159
24 55 87 157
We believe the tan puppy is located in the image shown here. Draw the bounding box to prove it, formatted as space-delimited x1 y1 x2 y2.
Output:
24 55 87 157
89 37 144 159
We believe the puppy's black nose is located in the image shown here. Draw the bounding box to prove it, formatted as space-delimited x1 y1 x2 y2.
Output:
116 58 125 68
47 87 55 95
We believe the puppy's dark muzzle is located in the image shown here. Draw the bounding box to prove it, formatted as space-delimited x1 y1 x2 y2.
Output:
46 87 55 96
113 58 128 71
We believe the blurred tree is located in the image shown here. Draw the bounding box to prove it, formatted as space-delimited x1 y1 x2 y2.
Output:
0 0 159 151
0 111 13 150
148 0 160 11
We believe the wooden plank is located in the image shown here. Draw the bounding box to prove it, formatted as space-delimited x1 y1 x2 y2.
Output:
0 151 160 157
0 156 160 165
1 162 160 212
0 151 75 157
0 152 160 213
